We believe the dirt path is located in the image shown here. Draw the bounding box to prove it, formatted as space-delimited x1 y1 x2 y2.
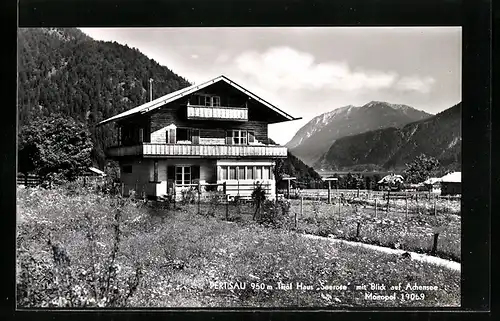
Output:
302 234 461 272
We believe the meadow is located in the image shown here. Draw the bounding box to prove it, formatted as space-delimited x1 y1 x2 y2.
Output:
16 185 460 308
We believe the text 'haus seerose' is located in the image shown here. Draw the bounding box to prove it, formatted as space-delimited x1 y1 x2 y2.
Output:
98 75 301 200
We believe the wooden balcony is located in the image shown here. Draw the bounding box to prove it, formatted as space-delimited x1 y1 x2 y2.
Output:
186 104 248 121
107 143 288 158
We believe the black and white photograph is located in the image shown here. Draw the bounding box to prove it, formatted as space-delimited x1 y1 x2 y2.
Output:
17 26 463 308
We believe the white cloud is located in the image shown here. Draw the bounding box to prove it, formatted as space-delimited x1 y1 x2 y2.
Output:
234 46 399 92
395 76 436 93
190 54 199 59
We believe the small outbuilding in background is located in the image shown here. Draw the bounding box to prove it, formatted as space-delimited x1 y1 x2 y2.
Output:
440 172 461 196
77 167 107 186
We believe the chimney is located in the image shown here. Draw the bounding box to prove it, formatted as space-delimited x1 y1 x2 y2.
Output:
149 78 154 102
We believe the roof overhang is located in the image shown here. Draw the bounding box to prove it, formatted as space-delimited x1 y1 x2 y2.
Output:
98 75 300 126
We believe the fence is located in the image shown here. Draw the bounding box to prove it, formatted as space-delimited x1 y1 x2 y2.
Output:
122 181 273 202
17 173 41 187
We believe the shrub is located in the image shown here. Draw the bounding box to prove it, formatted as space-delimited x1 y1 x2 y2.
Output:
180 187 197 205
252 182 267 220
256 200 291 228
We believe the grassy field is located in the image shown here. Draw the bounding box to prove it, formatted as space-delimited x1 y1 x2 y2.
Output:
17 186 460 308
188 194 461 262
291 199 460 262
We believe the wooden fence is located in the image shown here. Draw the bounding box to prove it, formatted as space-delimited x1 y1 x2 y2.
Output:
17 173 41 187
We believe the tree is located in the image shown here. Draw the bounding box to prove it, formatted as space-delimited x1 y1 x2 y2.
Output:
18 114 93 182
403 154 440 184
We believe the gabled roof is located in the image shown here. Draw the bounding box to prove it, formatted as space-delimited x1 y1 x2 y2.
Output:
423 177 441 185
98 75 300 126
88 167 106 176
440 172 461 183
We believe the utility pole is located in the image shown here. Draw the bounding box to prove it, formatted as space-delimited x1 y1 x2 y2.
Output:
149 78 154 102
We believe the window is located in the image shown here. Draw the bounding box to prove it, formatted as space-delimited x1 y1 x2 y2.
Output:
248 131 255 143
122 165 132 174
232 130 247 145
204 95 220 107
212 96 220 107
175 166 191 185
220 166 228 180
238 167 245 180
263 167 270 180
176 128 190 141
204 96 211 106
246 166 254 179
255 167 262 180
229 166 236 180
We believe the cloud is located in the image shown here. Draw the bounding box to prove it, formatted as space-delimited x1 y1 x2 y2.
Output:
190 54 199 59
234 46 398 92
395 76 436 93
215 53 231 64
234 46 437 94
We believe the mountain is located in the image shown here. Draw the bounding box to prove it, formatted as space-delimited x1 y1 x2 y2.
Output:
314 102 462 172
17 28 319 181
18 28 192 168
286 101 432 166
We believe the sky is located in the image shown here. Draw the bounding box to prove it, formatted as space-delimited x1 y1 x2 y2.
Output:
80 27 462 145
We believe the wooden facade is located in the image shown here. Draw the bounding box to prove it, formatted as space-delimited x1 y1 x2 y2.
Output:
100 75 299 200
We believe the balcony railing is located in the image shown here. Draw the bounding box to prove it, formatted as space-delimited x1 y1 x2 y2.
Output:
107 143 287 158
186 104 248 121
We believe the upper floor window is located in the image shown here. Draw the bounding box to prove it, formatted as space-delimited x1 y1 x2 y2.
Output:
204 95 220 107
231 130 247 145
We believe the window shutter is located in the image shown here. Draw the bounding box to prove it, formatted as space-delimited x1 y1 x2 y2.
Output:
226 130 232 145
139 128 144 143
191 165 200 181
248 131 255 143
167 166 175 180
192 129 200 144
153 160 159 182
169 128 176 144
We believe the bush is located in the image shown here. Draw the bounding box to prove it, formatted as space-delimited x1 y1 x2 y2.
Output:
256 200 291 228
180 187 197 205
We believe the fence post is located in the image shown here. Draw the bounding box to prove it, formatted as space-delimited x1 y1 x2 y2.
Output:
356 222 361 238
386 190 390 213
434 196 437 216
223 181 227 195
300 196 303 218
225 195 229 220
431 233 439 255
405 190 408 219
287 179 290 199
416 193 419 214
25 174 28 187
357 188 360 198
121 183 124 196
197 181 201 215
173 182 177 208
375 198 378 219
325 181 330 204
338 194 341 219
294 210 297 229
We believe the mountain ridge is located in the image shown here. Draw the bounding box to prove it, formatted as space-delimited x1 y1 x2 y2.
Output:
313 102 461 172
286 101 433 166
